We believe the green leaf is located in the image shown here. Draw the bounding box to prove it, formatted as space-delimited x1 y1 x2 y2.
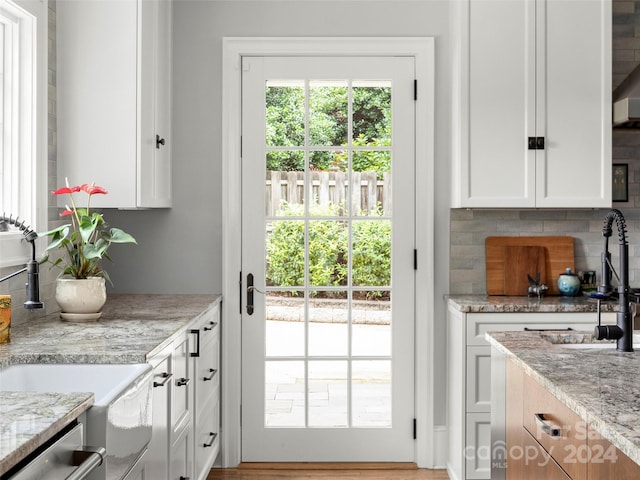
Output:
108 228 137 244
79 215 98 243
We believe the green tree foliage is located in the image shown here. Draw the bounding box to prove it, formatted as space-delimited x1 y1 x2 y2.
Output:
265 84 391 172
266 204 389 297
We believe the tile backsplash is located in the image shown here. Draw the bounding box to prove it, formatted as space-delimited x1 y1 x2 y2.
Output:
0 1 59 326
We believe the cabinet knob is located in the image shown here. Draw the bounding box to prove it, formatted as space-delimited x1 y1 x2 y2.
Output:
156 134 166 149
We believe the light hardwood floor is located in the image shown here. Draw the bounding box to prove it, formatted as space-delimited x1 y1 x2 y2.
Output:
207 464 450 479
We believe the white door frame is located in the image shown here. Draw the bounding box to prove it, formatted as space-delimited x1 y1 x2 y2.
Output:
221 37 435 468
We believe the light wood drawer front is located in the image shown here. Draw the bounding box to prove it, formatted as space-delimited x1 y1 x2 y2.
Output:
523 372 587 479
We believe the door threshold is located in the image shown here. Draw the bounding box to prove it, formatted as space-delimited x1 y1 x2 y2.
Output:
238 463 419 470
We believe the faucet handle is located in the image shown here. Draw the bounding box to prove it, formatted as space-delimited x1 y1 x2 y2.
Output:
594 324 623 341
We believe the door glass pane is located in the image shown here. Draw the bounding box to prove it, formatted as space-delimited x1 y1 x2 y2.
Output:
352 360 391 427
309 150 348 217
352 151 391 216
308 292 348 356
352 81 392 146
352 291 391 357
266 361 305 427
308 360 348 427
266 220 304 288
266 81 305 147
266 152 305 216
352 220 391 287
266 291 304 357
308 220 348 287
309 80 348 147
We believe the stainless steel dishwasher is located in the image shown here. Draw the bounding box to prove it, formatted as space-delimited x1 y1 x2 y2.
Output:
8 424 105 480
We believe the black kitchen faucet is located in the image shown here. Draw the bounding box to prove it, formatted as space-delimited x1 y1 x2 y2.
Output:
0 214 43 309
594 208 633 352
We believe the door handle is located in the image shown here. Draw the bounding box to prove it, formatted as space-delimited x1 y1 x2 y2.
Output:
247 273 254 315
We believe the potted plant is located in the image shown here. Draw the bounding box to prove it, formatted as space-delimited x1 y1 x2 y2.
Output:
42 179 137 320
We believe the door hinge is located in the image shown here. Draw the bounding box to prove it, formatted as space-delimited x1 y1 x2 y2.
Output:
240 404 242 427
240 135 243 157
239 271 243 315
414 80 418 101
413 418 417 439
414 249 418 270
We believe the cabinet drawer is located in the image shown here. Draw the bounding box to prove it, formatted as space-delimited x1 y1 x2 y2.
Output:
195 397 220 480
523 372 587 479
466 346 491 412
516 428 572 480
466 312 607 346
197 337 219 409
465 413 491 479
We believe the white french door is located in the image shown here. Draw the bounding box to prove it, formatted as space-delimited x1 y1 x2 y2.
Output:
241 56 416 462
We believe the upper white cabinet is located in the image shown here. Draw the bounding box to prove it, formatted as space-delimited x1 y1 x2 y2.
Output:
57 0 172 208
451 0 611 208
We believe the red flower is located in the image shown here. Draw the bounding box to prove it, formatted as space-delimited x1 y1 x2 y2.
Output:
80 183 108 195
52 185 81 195
59 209 73 217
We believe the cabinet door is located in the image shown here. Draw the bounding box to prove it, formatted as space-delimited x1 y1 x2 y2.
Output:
194 397 220 480
170 425 192 480
146 345 172 480
465 413 491 479
453 0 536 208
139 0 172 207
466 346 491 412
173 333 192 435
57 0 138 208
535 0 611 208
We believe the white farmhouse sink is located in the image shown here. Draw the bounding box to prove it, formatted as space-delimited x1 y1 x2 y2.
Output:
542 331 640 350
0 363 153 480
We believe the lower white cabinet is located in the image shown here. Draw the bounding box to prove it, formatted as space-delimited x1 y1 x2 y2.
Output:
446 305 614 480
146 343 172 479
146 298 221 480
190 303 221 480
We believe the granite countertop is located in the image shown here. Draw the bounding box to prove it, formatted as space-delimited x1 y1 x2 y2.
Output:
487 330 640 467
447 294 619 313
0 293 221 476
0 392 94 477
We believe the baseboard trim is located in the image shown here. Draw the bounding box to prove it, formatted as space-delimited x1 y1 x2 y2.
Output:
238 462 419 471
432 425 448 468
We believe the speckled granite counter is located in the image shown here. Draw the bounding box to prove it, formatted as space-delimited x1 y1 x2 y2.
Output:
487 330 640 467
448 294 619 313
0 293 220 476
0 392 93 477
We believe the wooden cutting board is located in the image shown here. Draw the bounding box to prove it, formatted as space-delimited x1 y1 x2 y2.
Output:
486 236 574 295
503 246 547 296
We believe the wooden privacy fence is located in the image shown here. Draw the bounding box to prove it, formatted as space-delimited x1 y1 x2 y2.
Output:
265 171 391 216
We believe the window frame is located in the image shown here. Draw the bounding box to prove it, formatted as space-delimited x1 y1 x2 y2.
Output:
0 0 47 268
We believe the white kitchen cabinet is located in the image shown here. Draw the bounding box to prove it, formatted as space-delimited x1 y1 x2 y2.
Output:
446 307 615 480
146 331 193 480
189 301 221 480
145 300 220 480
146 344 172 480
57 0 172 209
451 0 611 208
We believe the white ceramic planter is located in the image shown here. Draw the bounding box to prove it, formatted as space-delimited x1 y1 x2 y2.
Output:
56 277 107 321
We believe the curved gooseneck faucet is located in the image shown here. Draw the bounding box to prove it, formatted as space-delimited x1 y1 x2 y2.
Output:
594 208 633 352
0 214 43 309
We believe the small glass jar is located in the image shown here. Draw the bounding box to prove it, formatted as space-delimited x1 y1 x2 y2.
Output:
0 295 10 343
